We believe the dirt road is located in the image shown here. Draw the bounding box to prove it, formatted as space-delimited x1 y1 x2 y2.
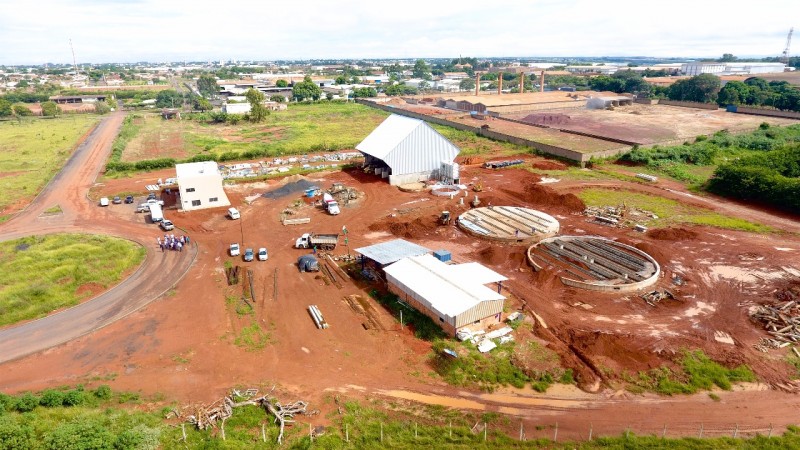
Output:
0 111 196 364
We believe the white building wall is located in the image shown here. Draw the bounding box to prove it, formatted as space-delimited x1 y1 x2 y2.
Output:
223 103 251 114
176 162 231 211
383 123 459 176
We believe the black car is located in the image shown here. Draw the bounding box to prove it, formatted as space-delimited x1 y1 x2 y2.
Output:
147 192 157 200
124 195 134 204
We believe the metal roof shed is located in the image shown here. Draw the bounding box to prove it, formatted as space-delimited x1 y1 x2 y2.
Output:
355 239 431 267
356 114 460 185
384 254 506 336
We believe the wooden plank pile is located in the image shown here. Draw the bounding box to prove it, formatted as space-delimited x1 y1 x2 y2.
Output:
750 299 800 350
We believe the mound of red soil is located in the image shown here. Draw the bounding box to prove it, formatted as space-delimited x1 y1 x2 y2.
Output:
633 242 669 266
520 184 585 213
458 156 485 166
530 160 568 171
476 246 506 265
372 217 438 239
647 227 699 241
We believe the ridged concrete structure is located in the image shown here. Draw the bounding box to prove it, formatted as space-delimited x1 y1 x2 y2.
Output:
457 206 560 243
527 236 659 292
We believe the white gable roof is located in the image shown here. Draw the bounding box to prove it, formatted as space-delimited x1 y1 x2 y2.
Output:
384 254 505 317
356 114 460 176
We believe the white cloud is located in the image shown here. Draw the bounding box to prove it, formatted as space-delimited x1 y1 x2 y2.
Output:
0 0 795 64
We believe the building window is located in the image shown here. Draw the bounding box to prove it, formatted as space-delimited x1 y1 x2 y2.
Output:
191 200 201 206
209 197 218 202
439 317 444 322
186 188 196 192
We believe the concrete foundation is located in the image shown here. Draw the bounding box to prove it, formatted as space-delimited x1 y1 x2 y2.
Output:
458 206 560 243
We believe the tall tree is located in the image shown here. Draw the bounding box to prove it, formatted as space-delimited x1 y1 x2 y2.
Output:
245 88 268 122
459 78 475 92
717 81 750 105
292 76 322 101
413 59 432 80
155 89 184 108
197 74 218 98
275 79 288 88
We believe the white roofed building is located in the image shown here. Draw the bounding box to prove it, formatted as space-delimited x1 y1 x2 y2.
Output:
384 254 508 336
356 114 460 185
175 161 231 211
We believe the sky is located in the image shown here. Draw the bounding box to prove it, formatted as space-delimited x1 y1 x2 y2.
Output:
0 0 795 65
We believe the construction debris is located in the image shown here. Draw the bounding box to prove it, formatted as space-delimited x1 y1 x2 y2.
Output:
750 300 800 346
308 305 329 329
584 204 658 229
641 290 675 307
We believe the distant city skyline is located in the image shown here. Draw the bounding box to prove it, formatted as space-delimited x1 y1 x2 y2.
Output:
0 0 794 65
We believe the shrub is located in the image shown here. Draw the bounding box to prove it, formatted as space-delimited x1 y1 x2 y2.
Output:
62 390 85 406
39 390 65 407
44 421 114 450
15 393 39 412
93 385 112 400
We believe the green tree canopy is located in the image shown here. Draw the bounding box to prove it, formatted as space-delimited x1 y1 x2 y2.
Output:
275 79 288 87
196 74 218 98
12 104 33 116
245 88 269 122
0 99 11 117
667 74 721 103
194 97 213 111
413 59 432 80
459 78 475 92
40 101 60 117
155 89 183 108
292 76 322 101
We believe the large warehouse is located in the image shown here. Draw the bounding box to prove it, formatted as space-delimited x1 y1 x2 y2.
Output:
356 114 460 185
175 161 231 211
383 254 508 336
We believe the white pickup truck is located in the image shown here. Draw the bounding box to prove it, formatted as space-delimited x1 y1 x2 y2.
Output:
136 198 165 212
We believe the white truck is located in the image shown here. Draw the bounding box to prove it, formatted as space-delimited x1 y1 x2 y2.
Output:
149 203 164 223
322 192 340 215
295 233 339 251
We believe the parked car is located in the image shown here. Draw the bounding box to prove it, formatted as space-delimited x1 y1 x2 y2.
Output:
243 248 254 262
257 247 268 261
99 197 109 207
124 195 134 204
159 219 174 231
112 196 122 204
147 192 157 200
227 207 240 220
229 243 240 257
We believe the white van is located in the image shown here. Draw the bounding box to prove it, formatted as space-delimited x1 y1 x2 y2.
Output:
99 197 109 207
228 207 240 220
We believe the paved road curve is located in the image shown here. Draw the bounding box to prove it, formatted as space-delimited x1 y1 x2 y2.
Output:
0 112 196 364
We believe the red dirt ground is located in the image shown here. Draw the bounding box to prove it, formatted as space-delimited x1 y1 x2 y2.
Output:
3 143 800 439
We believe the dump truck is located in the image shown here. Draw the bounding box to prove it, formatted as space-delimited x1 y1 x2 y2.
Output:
295 232 339 251
322 192 340 215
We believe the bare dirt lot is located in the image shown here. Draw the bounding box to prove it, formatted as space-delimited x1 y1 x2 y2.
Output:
506 103 800 144
3 137 800 438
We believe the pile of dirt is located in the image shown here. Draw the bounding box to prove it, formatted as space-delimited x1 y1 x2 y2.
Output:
262 178 315 199
530 160 568 171
371 217 438 239
518 184 585 213
633 242 669 266
476 246 506 265
647 227 698 241
566 329 663 373
458 156 485 166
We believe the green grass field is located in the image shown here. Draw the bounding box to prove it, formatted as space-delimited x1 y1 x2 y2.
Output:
0 116 100 219
0 233 146 327
578 188 771 232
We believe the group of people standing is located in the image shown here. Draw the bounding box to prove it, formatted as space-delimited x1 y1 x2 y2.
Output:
157 234 189 252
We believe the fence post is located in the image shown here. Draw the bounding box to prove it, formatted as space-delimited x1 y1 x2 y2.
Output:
768 424 773 438
520 422 524 441
380 422 383 443
699 423 704 438
662 424 667 439
554 422 558 442
449 421 452 438
733 424 739 439
588 423 593 441
262 424 266 443
221 420 225 440
181 423 186 442
415 422 418 439
484 423 487 442
310 423 313 442
346 423 349 443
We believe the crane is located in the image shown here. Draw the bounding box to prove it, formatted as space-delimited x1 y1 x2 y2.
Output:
780 27 793 64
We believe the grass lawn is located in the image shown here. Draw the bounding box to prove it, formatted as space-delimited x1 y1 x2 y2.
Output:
0 233 145 327
0 115 100 218
121 103 391 162
578 188 771 232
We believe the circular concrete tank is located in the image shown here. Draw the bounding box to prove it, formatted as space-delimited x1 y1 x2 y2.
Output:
527 236 659 292
457 206 560 243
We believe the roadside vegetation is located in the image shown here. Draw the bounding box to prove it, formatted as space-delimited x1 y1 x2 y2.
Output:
616 124 800 214
0 234 146 327
623 349 756 395
0 115 99 219
578 188 771 232
2 386 798 449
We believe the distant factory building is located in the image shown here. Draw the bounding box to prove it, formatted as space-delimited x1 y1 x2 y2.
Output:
356 114 460 185
175 161 230 211
384 254 508 336
681 62 786 76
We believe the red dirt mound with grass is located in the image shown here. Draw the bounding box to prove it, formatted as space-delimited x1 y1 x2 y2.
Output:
458 156 486 166
647 227 699 241
531 160 568 171
633 242 669 267
519 184 585 213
